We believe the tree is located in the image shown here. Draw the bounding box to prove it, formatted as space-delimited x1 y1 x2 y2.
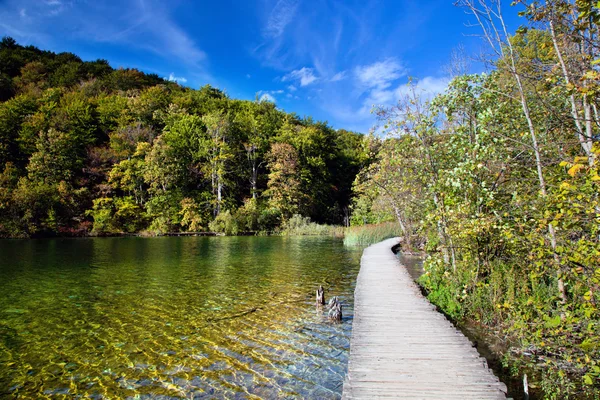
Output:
234 100 279 199
264 142 304 221
201 111 232 217
457 0 567 300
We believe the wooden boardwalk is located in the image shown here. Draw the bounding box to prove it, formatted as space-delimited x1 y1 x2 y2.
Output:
342 238 507 400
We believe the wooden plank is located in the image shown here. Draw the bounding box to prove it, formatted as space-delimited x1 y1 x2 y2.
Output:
342 238 507 400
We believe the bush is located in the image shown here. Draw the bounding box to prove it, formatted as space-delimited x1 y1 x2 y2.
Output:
209 210 239 235
257 207 281 231
87 196 147 234
234 198 260 231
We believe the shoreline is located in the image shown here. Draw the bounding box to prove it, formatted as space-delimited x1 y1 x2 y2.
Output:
0 231 269 240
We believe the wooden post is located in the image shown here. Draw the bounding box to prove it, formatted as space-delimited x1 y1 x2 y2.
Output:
328 296 342 321
316 285 325 306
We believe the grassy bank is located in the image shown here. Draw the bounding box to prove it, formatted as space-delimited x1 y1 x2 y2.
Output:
342 222 401 246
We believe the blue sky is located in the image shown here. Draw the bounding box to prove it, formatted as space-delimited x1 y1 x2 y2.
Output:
0 0 524 133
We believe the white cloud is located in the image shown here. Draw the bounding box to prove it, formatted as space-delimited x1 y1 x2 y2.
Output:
19 8 27 18
166 73 187 84
260 93 276 103
43 0 67 17
282 67 318 86
354 58 405 90
330 71 347 82
395 76 449 99
246 74 251 79
287 85 297 92
358 75 450 118
258 89 286 102
264 0 299 39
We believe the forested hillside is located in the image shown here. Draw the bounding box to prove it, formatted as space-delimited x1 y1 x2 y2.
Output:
0 37 368 237
350 1 600 397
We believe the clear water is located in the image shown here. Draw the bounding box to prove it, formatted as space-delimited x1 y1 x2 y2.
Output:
0 236 363 399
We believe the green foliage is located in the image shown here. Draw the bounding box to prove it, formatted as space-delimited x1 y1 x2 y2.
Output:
88 196 146 234
208 210 239 235
264 142 304 220
179 197 204 232
234 198 261 232
0 38 368 242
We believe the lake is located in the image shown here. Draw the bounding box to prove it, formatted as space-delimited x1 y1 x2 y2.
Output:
0 236 363 399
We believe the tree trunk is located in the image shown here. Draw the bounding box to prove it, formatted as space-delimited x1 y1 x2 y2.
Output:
217 178 222 216
549 19 593 158
251 163 257 200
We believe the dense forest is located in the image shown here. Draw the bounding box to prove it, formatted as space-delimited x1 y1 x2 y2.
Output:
0 37 369 237
352 1 599 397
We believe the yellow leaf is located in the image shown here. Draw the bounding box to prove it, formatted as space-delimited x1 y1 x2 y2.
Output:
568 164 584 177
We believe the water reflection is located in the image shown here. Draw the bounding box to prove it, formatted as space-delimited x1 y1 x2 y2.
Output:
0 236 362 399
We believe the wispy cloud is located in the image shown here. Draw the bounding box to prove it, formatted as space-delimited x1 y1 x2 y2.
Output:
44 0 68 16
330 71 347 82
263 0 299 39
287 85 297 92
0 0 207 69
354 58 405 90
90 1 206 67
282 67 318 86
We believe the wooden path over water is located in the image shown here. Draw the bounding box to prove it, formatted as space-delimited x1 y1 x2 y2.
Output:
342 238 507 399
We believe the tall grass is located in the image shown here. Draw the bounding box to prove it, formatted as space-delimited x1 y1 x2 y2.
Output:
279 214 345 237
343 222 401 246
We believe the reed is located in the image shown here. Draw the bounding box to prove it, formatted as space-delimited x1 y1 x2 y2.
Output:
279 214 345 237
343 222 401 246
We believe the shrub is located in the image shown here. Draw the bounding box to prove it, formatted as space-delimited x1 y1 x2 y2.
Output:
209 210 239 235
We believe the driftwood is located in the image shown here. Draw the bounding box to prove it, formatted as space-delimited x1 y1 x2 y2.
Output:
328 296 342 321
316 285 325 306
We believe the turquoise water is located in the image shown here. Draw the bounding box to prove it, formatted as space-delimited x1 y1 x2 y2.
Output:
0 236 363 399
